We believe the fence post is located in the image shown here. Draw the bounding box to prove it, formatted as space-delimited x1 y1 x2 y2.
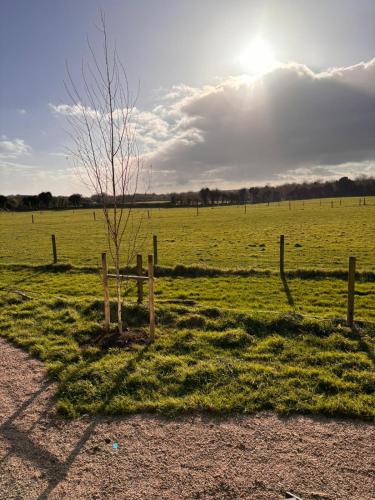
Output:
32 214 34 224
148 254 155 340
347 256 356 327
280 235 285 276
51 234 57 264
93 211 96 221
153 235 158 266
101 252 110 332
148 209 150 219
137 254 143 304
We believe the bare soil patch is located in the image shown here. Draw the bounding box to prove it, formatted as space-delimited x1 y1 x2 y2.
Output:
0 337 374 500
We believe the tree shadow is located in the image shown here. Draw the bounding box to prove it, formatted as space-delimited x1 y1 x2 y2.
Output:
281 274 295 307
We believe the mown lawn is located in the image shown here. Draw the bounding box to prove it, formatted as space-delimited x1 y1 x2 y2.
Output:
0 292 374 420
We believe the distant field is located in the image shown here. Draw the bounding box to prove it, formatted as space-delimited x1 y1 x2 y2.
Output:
1 197 374 271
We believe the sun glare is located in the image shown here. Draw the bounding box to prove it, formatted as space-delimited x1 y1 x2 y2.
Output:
238 38 277 75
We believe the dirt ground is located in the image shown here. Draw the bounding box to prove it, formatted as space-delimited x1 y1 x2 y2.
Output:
0 337 374 500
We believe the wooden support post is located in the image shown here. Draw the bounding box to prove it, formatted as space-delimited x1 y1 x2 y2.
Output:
93 211 96 221
280 235 285 276
32 214 34 224
51 234 57 264
363 197 366 206
136 254 143 304
101 252 110 332
153 235 158 266
347 256 356 327
148 254 155 340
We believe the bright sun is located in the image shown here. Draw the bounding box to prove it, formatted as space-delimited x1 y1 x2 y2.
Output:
238 38 277 75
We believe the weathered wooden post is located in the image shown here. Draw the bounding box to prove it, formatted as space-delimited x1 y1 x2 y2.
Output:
347 256 356 327
93 211 96 221
136 254 143 304
101 252 110 332
153 235 158 266
51 234 57 264
363 197 366 206
148 254 155 340
280 235 285 276
32 214 34 224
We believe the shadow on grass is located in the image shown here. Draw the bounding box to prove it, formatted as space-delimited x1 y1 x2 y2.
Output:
281 274 295 307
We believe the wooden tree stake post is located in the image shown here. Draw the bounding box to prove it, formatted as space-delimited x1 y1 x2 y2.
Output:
153 235 158 266
347 256 356 327
32 214 34 224
148 254 155 340
280 234 285 276
93 211 96 221
136 254 143 304
51 234 57 264
101 252 110 332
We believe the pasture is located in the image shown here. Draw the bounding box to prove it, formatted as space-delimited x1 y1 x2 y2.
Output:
0 197 374 419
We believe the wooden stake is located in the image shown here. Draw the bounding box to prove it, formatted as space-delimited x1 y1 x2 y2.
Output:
93 211 96 221
136 254 143 304
153 235 158 266
101 252 110 332
51 234 57 264
347 256 356 327
148 254 155 340
32 214 34 224
280 234 285 276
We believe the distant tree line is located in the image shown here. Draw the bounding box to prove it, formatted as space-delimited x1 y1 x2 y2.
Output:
1 177 374 211
171 177 375 206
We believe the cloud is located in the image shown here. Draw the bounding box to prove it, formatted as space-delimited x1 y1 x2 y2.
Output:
0 137 32 159
147 59 375 190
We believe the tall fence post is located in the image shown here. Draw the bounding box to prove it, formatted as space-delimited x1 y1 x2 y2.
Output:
280 234 285 276
101 252 110 332
32 214 34 224
51 234 57 264
93 211 96 221
148 254 155 340
137 254 143 304
153 235 158 266
347 256 356 327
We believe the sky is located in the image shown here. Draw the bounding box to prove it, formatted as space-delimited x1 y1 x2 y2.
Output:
1 0 375 195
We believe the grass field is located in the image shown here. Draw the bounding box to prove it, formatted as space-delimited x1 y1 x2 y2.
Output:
1 197 374 270
0 197 374 419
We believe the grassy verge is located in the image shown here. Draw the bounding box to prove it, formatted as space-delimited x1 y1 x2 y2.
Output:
0 291 374 420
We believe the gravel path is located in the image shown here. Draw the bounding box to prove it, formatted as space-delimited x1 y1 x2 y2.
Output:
0 337 374 500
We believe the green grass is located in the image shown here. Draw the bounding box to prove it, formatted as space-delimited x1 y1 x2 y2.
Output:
0 292 374 420
1 197 374 420
1 266 374 321
1 197 375 271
